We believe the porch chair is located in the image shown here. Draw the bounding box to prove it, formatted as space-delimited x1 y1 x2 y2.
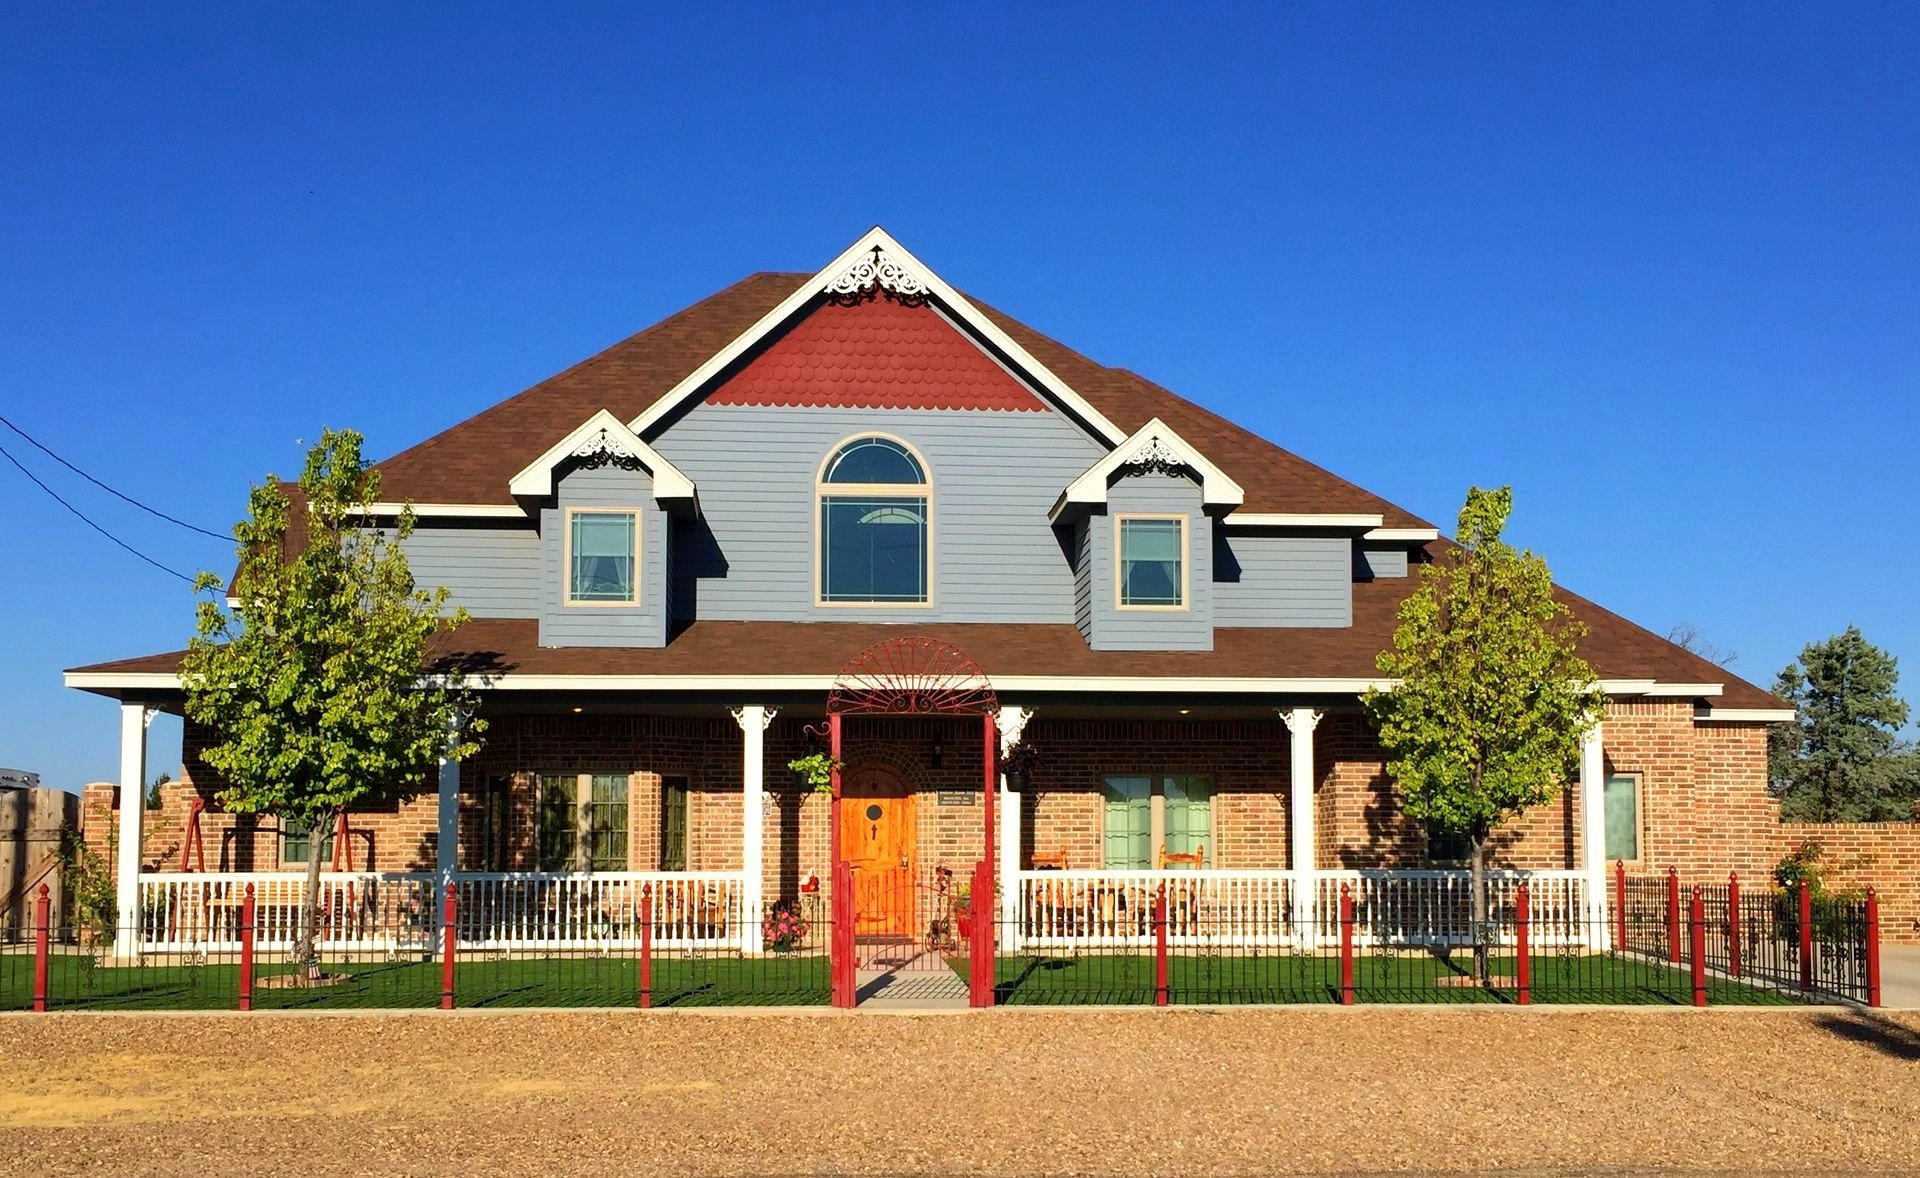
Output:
1027 849 1077 937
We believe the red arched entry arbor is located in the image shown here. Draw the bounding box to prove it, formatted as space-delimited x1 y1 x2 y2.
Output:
823 637 999 1007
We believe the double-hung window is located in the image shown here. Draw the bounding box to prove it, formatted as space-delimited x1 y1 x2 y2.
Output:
1101 774 1214 868
1117 515 1185 609
659 775 689 871
566 509 639 605
817 435 931 605
537 773 632 871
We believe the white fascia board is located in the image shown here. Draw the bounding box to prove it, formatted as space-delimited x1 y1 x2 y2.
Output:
1638 682 1724 698
1223 512 1384 530
506 409 697 501
1695 706 1797 723
625 227 1131 448
1362 527 1440 542
364 502 528 519
1049 417 1247 523
64 672 182 691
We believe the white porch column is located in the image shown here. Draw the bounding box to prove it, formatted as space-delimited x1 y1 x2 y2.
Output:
114 702 151 959
1280 708 1321 947
436 737 461 885
1579 720 1608 947
732 705 776 953
996 705 1032 953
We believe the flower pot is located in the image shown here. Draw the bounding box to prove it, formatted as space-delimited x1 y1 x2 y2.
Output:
957 912 973 939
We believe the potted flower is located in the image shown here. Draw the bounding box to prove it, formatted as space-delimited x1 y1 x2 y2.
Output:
788 751 844 792
763 898 811 952
1001 743 1040 791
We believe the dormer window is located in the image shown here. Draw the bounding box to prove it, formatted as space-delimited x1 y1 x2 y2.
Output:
1117 514 1186 609
817 435 931 606
566 508 639 605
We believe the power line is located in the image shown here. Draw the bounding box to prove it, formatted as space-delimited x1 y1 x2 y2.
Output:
0 439 196 584
0 412 229 540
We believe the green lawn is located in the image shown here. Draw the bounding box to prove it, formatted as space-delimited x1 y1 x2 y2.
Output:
0 952 831 1012
0 946 1806 1011
990 949 1804 1006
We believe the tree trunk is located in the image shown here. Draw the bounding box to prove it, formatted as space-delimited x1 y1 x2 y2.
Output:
1470 835 1490 987
293 808 334 985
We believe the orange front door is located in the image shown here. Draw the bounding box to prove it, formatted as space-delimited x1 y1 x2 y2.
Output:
840 767 916 938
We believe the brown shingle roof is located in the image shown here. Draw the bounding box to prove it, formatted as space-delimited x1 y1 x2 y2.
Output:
370 272 1429 525
68 572 1784 711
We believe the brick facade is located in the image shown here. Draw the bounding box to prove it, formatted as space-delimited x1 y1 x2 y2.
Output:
80 701 1917 939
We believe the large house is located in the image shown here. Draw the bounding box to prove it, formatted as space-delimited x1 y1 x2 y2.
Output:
67 229 1792 970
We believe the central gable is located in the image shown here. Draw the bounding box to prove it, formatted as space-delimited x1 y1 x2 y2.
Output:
705 294 1046 413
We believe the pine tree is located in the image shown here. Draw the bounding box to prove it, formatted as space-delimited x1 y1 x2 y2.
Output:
1770 627 1920 822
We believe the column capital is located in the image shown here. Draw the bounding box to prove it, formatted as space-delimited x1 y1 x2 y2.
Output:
997 705 1033 753
730 705 779 731
1278 707 1322 735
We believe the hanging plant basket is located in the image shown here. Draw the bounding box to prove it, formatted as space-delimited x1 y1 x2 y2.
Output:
788 752 844 793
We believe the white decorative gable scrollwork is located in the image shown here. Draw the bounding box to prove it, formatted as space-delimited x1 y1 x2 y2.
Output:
1120 434 1190 477
570 426 646 471
823 244 931 301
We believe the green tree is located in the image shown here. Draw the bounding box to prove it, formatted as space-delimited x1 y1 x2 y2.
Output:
181 430 483 976
1769 627 1920 822
1363 487 1604 982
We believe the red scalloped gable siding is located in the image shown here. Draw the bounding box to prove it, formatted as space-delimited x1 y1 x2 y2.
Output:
705 295 1046 411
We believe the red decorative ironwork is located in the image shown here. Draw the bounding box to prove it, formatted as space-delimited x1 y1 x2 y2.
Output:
826 637 998 717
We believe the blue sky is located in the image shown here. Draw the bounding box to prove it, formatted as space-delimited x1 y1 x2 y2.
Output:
3 5 1916 791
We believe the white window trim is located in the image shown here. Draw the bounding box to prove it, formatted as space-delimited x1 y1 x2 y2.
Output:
813 432 936 610
1114 513 1190 612
562 506 643 609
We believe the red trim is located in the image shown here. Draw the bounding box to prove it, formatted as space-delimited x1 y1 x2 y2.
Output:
238 884 256 1012
1689 886 1707 1007
1154 885 1170 1007
1515 882 1531 1006
1867 888 1882 1008
708 295 1045 413
1799 881 1814 992
440 884 457 1010
1666 868 1681 964
639 884 654 1010
1727 872 1742 979
31 884 49 1013
1339 884 1355 1005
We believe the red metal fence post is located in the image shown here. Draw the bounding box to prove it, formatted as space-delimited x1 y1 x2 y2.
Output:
1799 879 1814 993
238 883 256 1012
440 882 458 1011
31 883 50 1013
834 859 855 1008
1690 886 1707 1007
1726 872 1742 979
1614 860 1628 952
1515 882 1531 1006
969 858 993 1008
1339 883 1355 1006
1154 885 1169 1007
1865 888 1881 1009
639 883 654 1010
1665 868 1681 964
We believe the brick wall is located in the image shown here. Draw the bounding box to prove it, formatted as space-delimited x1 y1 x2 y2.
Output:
1774 824 1920 944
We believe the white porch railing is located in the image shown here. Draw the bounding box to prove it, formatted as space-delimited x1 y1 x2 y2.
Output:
1015 870 1300 948
454 871 745 951
138 871 436 953
134 870 749 954
1015 868 1591 949
1312 869 1589 947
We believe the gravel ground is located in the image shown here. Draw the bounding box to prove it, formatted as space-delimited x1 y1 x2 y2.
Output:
0 1007 1916 1177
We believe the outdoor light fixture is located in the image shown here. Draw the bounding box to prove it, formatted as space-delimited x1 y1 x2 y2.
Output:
571 706 584 713
1178 708 1191 716
929 738 945 768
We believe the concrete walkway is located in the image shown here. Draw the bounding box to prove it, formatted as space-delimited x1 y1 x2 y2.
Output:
1877 943 1920 1008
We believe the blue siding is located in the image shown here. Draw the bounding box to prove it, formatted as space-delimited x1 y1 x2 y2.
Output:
1086 471 1213 651
1071 517 1093 642
391 523 542 618
651 405 1104 624
1214 532 1353 627
538 464 668 648
1356 544 1409 580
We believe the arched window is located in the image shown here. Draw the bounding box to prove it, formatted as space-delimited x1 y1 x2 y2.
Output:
817 435 931 605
